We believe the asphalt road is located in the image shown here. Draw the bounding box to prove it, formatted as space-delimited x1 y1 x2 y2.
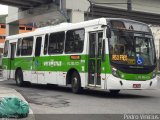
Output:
0 79 160 120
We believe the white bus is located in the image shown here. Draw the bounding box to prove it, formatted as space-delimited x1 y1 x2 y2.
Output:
2 18 157 94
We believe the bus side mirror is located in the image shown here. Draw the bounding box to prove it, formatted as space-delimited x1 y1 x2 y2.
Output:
102 40 106 62
106 26 111 38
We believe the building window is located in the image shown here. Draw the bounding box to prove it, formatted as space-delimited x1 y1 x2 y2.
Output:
19 27 25 30
21 37 33 56
0 36 6 39
1 25 6 29
48 32 65 54
3 40 9 57
65 29 85 53
26 27 32 31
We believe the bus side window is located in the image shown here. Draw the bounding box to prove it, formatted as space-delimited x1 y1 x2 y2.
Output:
48 32 65 54
44 34 49 55
16 39 21 56
11 43 16 60
65 29 85 53
21 37 33 56
3 40 9 57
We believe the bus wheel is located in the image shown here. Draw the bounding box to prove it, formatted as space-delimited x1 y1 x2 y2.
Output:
15 70 24 87
71 72 82 94
109 90 120 95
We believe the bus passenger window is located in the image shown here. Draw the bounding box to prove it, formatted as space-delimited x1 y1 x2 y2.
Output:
44 34 49 55
16 39 21 56
65 29 84 53
98 32 103 57
3 40 9 57
21 37 33 56
35 37 42 57
48 32 65 54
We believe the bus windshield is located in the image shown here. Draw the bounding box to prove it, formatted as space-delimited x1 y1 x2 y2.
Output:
109 30 156 66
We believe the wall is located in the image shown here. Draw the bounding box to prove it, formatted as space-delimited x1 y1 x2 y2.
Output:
65 0 89 12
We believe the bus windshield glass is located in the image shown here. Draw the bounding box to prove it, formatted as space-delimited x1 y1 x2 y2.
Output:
109 30 156 66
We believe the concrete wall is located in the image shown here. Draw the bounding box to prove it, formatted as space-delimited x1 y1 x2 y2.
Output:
0 15 7 23
65 0 89 12
7 6 18 23
69 10 84 23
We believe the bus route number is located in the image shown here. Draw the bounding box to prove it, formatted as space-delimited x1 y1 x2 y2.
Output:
112 55 128 61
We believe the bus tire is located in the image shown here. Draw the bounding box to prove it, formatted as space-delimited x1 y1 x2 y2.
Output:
15 70 24 87
71 72 82 94
109 90 120 95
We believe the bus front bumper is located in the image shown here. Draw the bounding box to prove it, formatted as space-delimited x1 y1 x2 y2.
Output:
107 75 158 90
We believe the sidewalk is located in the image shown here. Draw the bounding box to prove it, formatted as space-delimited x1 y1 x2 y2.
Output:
0 86 35 120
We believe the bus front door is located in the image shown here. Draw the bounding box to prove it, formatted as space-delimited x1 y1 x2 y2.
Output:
88 32 103 87
32 36 44 84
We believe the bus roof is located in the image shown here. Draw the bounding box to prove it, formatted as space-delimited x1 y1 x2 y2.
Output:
6 17 149 40
106 18 148 26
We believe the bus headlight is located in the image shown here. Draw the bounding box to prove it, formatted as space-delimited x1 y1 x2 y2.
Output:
112 67 120 78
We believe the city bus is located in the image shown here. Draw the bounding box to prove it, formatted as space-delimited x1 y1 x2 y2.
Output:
2 18 157 94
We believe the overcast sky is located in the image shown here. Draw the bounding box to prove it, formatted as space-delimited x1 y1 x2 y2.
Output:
0 4 8 15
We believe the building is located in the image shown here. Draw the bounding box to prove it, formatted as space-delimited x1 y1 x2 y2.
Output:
0 15 7 53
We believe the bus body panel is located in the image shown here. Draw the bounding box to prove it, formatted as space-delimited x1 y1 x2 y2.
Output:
107 75 157 90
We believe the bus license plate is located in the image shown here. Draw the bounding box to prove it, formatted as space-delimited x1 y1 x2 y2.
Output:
133 84 141 88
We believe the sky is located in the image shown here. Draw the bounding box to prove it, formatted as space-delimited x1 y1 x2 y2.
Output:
0 4 8 15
